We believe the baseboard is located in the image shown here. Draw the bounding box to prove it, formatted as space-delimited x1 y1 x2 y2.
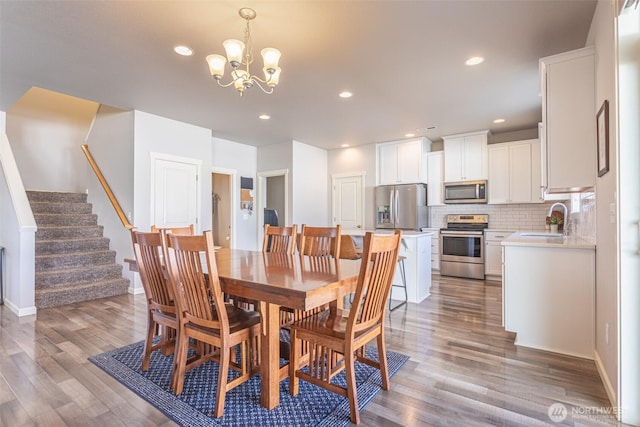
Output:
3 298 37 317
128 285 145 295
594 349 618 416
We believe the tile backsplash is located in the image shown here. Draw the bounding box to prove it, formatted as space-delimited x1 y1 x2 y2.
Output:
430 203 554 231
429 190 596 243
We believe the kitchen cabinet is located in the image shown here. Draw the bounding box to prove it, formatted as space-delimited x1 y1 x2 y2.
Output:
388 233 432 303
442 130 490 182
484 230 512 279
377 138 432 185
502 234 595 359
539 46 595 192
421 228 441 271
488 139 543 204
349 231 431 303
426 151 444 206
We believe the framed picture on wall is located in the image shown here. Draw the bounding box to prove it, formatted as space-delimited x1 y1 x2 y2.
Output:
597 100 609 177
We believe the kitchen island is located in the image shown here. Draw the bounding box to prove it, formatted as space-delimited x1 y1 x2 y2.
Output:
346 230 432 304
502 232 595 359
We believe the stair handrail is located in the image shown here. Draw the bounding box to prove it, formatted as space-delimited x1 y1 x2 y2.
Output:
81 144 133 229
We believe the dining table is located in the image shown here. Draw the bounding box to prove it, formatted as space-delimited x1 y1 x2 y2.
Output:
125 248 361 410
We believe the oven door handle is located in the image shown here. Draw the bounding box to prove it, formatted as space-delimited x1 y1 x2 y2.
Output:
441 230 484 236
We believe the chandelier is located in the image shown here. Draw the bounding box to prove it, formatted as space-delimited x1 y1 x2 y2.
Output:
205 8 281 96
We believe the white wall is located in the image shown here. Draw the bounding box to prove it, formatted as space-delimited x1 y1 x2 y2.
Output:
6 87 98 192
133 111 212 234
292 141 328 226
85 106 136 287
327 144 377 229
257 142 294 225
586 0 619 409
0 132 37 316
212 136 257 250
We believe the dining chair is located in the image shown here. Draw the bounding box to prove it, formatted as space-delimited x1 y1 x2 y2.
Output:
262 224 297 254
339 234 361 260
131 230 179 373
298 224 342 257
288 230 402 425
280 224 341 361
163 230 261 418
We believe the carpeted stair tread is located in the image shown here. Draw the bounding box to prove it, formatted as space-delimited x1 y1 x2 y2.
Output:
33 213 98 226
36 225 105 239
35 250 117 271
30 201 93 214
36 263 125 288
27 190 129 308
36 237 111 254
35 278 130 309
27 190 87 204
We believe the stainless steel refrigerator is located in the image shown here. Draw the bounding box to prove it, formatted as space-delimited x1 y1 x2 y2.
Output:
375 183 428 230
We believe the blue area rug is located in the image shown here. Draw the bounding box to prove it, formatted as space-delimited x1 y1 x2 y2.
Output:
89 339 409 427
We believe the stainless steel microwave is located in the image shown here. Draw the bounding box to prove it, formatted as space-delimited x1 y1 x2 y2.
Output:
443 180 487 204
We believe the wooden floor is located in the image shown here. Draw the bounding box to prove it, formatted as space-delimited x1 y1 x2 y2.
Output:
0 275 622 426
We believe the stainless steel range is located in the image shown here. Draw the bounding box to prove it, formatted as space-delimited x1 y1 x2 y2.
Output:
440 214 489 280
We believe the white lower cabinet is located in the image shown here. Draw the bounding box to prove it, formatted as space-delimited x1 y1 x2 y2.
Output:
421 228 440 271
503 243 594 359
390 234 432 304
484 231 511 279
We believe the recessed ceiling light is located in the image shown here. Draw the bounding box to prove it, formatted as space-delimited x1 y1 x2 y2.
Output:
259 114 271 120
339 91 353 98
174 45 193 56
493 118 505 123
405 133 416 138
341 143 350 148
465 56 484 66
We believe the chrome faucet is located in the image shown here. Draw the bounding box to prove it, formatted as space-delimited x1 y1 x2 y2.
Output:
548 202 569 236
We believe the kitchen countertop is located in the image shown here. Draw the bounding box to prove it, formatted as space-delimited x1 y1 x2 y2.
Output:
345 229 430 238
502 231 595 249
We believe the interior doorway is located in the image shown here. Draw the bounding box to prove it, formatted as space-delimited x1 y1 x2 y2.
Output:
257 169 289 245
211 169 235 248
331 172 365 231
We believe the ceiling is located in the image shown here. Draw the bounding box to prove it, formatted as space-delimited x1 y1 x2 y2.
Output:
0 1 597 150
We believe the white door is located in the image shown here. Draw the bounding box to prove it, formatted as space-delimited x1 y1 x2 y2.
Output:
332 173 365 230
151 154 200 229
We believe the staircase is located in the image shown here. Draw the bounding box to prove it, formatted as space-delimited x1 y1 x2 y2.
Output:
27 191 130 309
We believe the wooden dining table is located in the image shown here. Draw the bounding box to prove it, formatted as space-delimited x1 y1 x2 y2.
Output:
125 248 361 410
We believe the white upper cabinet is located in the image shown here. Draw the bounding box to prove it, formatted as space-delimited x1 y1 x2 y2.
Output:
442 130 489 182
377 138 431 185
426 151 444 206
540 46 595 192
488 139 543 204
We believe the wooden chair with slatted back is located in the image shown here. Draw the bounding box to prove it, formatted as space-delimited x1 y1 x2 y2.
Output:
298 224 342 257
339 234 361 260
289 230 402 425
163 230 261 418
131 230 178 375
262 224 297 254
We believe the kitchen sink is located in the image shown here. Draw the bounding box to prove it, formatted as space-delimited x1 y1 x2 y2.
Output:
519 232 564 238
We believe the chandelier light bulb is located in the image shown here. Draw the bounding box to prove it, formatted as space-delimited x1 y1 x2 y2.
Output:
223 39 245 67
264 66 281 87
261 48 281 72
206 54 227 79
